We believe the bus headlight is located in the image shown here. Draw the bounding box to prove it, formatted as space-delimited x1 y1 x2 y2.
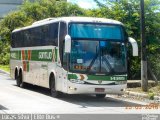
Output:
115 81 127 85
70 79 85 84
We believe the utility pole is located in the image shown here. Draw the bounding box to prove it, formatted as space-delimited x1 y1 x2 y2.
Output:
140 0 148 92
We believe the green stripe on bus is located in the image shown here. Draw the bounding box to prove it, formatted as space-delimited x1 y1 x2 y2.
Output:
68 74 127 81
27 61 29 72
25 50 28 60
19 51 21 60
10 51 21 60
31 49 53 61
11 48 58 62
55 48 57 62
68 74 78 79
87 75 127 81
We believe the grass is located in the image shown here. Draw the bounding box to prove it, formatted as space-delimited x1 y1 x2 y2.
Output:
149 83 160 96
0 64 10 73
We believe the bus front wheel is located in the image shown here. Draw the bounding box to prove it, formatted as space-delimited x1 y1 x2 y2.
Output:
50 75 63 98
16 70 25 88
96 94 106 98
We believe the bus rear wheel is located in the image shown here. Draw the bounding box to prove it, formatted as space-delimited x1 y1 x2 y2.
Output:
96 94 106 98
50 75 63 98
16 71 26 88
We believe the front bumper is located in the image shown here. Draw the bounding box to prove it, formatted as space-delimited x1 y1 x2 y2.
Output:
67 81 127 95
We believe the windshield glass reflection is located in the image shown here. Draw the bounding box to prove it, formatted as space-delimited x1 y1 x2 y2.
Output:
70 40 127 74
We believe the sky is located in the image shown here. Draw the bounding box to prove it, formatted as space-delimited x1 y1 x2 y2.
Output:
67 0 104 9
67 0 160 10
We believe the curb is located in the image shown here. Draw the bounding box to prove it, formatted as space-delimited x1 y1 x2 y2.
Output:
125 91 160 102
0 69 10 75
127 80 156 88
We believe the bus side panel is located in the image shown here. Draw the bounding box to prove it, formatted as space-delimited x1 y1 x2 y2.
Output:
10 59 15 79
10 60 23 78
55 66 68 93
24 61 40 85
39 61 50 88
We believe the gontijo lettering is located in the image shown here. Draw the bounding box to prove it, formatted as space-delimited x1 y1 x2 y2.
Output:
39 52 52 60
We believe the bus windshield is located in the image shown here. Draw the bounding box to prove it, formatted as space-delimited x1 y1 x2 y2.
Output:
69 23 127 74
69 40 127 74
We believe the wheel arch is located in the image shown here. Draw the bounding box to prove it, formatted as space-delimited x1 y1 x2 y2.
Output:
49 70 57 89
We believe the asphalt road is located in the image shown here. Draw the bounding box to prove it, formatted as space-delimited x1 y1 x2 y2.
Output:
0 71 159 115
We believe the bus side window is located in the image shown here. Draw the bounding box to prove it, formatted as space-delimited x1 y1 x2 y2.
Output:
49 22 58 46
17 31 24 47
23 30 29 47
29 27 41 47
40 25 47 46
22 30 27 47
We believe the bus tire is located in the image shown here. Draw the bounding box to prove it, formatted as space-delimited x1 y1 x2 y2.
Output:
96 94 106 98
15 68 18 80
50 74 63 98
17 70 26 88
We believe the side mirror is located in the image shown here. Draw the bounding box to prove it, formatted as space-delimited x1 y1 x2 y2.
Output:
64 35 71 53
128 37 138 56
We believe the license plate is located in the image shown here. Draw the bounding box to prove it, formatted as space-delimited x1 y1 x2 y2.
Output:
95 88 105 92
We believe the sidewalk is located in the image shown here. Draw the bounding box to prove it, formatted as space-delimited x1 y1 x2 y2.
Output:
124 90 160 103
127 80 156 88
126 80 160 103
0 69 9 75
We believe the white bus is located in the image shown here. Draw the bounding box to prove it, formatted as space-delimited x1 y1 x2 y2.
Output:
10 17 138 98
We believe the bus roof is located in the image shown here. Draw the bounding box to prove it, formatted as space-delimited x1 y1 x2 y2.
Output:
12 17 123 33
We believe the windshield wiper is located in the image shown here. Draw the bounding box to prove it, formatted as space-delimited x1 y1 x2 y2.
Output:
86 48 100 73
86 47 114 74
102 56 114 74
